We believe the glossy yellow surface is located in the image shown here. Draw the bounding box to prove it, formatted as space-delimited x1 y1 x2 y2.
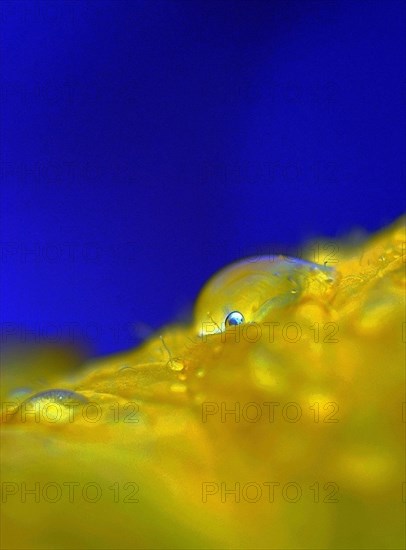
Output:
1 217 405 549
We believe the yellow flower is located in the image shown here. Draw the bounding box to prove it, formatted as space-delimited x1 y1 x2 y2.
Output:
1 216 405 549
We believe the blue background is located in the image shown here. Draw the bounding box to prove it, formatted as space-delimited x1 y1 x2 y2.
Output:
1 0 405 356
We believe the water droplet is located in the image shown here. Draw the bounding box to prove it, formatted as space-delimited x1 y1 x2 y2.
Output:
25 389 87 404
224 311 245 327
196 368 206 378
167 359 184 372
161 335 184 371
8 389 87 424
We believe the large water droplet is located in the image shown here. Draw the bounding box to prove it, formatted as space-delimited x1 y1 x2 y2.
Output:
26 389 87 404
8 389 87 424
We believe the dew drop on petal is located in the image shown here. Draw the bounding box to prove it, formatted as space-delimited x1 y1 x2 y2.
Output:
25 389 88 404
8 389 89 424
225 311 245 327
167 359 184 372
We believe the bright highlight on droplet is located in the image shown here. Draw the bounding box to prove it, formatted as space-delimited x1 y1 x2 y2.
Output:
225 311 245 327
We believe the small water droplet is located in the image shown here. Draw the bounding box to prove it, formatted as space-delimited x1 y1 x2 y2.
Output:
224 311 244 327
167 359 184 372
196 368 206 378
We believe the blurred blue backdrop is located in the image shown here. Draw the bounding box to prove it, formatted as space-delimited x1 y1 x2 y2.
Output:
1 0 405 356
